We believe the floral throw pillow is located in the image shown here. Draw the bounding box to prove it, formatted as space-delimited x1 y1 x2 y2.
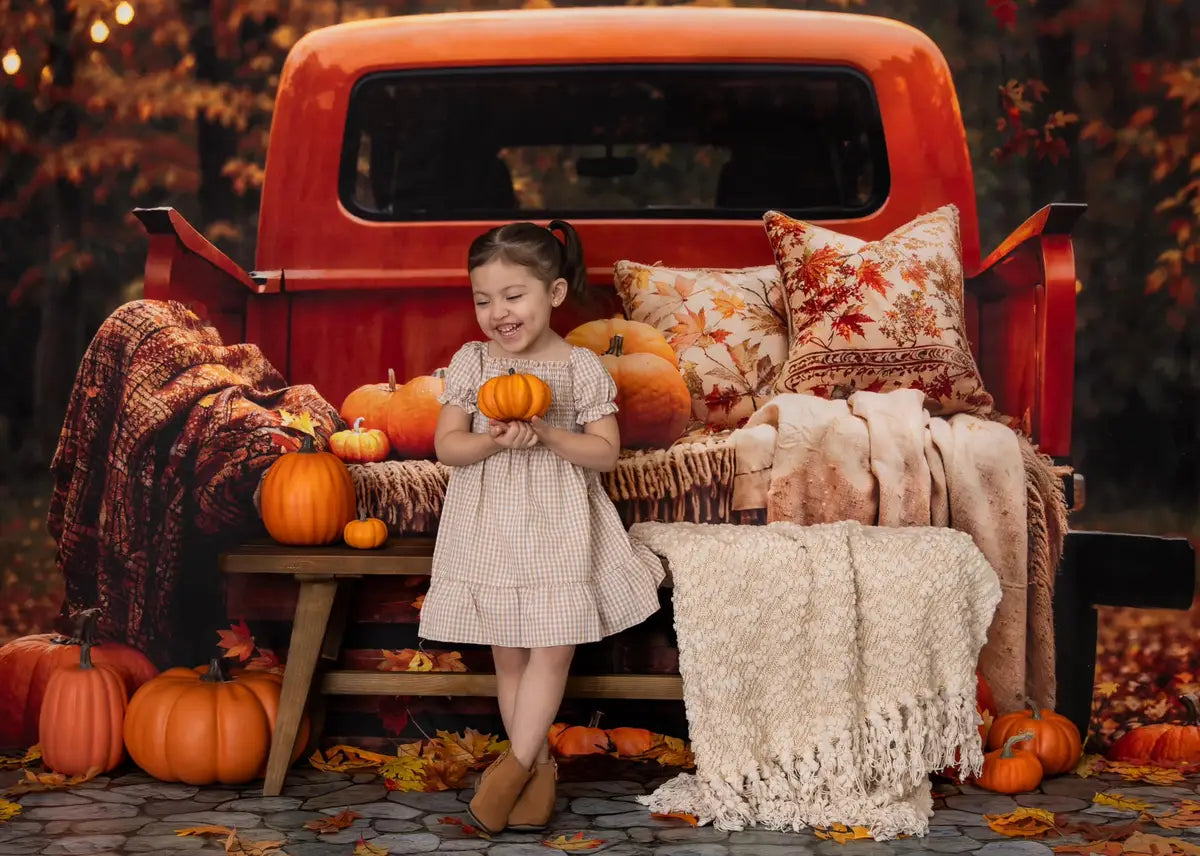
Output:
613 261 789 431
763 205 994 415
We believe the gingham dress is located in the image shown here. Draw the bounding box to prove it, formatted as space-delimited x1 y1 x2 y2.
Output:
417 340 666 648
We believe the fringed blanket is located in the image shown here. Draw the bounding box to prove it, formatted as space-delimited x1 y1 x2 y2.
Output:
729 389 1068 713
47 299 341 666
629 519 1002 839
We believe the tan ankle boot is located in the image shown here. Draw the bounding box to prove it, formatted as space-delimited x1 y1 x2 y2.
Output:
467 751 534 835
507 756 558 831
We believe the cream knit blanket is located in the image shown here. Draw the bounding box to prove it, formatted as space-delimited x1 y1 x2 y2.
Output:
629 519 1001 840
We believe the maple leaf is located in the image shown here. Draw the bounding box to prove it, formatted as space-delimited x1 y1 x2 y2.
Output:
2 766 102 797
433 651 467 672
1105 762 1186 786
830 307 873 342
221 829 287 856
176 825 235 836
354 837 390 856
641 734 695 768
985 807 1059 838
0 798 21 823
304 808 361 834
814 823 873 843
710 290 746 319
308 745 392 773
379 754 427 791
1120 831 1200 855
1056 818 1143 843
278 407 318 438
0 745 41 771
1146 800 1200 830
438 816 491 839
412 594 425 610
1094 792 1154 813
1097 681 1121 697
856 258 891 297
1074 753 1106 777
420 757 471 792
541 831 606 851
217 619 256 662
245 648 283 674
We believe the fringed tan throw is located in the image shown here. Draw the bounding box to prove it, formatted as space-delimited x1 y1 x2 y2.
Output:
729 389 1065 713
628 519 1001 839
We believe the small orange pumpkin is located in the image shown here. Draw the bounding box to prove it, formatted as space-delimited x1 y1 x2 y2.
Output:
340 368 399 432
478 368 552 422
607 726 655 758
566 317 679 367
600 335 690 449
259 433 357 546
329 417 390 464
548 712 612 757
386 369 446 459
975 731 1043 794
38 639 128 776
123 657 309 785
1107 693 1200 767
987 700 1082 775
344 515 388 549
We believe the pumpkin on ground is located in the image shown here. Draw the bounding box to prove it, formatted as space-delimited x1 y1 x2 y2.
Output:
124 657 310 785
344 515 388 550
329 417 390 464
259 433 357 546
478 369 552 422
386 369 446 459
600 335 691 449
38 639 127 776
987 700 1082 775
0 609 157 750
1107 693 1200 767
975 731 1043 794
340 368 399 433
549 713 612 757
607 726 656 758
566 318 679 367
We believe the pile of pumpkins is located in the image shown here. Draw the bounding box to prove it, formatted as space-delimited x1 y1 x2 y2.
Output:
0 613 306 784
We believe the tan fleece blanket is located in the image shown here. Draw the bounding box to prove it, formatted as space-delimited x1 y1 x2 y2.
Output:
731 388 1058 713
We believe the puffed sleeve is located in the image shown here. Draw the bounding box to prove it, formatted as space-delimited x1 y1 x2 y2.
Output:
571 347 619 425
437 341 483 414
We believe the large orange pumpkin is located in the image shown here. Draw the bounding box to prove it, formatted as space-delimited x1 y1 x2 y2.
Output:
123 658 310 785
1107 694 1200 767
340 368 398 432
0 609 157 750
566 318 678 367
975 731 1043 794
600 335 690 449
478 369 552 422
386 369 446 459
548 712 612 757
39 640 127 776
987 700 1082 775
259 433 357 545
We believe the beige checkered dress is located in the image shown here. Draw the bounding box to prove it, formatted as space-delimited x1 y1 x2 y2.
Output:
418 341 666 648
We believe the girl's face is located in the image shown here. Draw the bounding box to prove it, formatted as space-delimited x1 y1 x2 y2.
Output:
470 257 566 355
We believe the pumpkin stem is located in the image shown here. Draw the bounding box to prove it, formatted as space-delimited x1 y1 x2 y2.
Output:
587 710 604 729
387 368 396 391
78 639 95 670
605 335 624 357
433 368 446 379
352 417 365 433
1000 731 1034 757
1024 699 1044 719
201 657 233 683
298 434 316 453
1181 693 1199 725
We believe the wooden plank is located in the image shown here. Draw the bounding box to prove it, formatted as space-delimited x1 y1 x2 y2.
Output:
321 672 684 700
220 539 435 575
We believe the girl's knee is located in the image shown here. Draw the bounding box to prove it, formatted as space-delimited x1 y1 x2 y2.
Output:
531 644 575 668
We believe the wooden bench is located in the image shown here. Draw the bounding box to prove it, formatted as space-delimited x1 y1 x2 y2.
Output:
220 538 681 797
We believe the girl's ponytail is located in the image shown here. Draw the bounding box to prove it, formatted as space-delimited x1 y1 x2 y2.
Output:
548 219 589 303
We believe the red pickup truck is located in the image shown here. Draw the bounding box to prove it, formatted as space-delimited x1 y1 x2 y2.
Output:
136 6 1195 739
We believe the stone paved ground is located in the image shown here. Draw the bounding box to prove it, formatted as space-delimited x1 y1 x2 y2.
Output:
1 763 1198 856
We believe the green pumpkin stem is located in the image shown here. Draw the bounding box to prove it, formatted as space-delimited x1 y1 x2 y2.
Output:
1000 731 1034 757
201 657 232 683
298 434 316 453
78 639 94 670
605 335 624 357
1024 699 1044 719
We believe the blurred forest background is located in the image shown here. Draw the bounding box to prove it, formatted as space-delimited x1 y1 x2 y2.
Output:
0 0 1196 738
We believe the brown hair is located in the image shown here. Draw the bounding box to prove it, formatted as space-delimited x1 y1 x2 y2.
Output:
466 220 588 302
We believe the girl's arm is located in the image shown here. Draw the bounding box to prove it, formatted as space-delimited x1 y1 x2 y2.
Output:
435 404 501 466
530 415 620 472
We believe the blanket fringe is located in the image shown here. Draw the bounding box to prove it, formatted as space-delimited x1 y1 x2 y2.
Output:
347 460 450 533
636 692 979 839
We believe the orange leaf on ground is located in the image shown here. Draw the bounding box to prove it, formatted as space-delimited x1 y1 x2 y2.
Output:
1103 761 1187 785
380 754 427 792
433 651 467 672
304 809 361 833
0 746 41 771
1052 843 1125 855
985 807 1059 838
217 619 256 661
814 823 873 844
1074 753 1105 777
354 837 390 855
1146 800 1200 830
0 799 21 824
650 811 698 825
1094 793 1154 813
221 829 287 856
2 766 102 797
176 825 235 836
1119 831 1200 855
438 815 491 839
308 745 392 772
541 831 606 851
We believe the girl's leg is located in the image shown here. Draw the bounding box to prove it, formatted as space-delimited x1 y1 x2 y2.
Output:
491 645 530 738
509 644 575 768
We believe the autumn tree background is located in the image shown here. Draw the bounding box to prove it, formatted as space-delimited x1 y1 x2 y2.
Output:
0 0 1196 734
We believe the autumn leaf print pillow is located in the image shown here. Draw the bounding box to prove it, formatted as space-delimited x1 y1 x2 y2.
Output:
763 204 994 416
612 262 789 431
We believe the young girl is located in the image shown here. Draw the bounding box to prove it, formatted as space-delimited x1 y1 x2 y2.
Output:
417 220 666 835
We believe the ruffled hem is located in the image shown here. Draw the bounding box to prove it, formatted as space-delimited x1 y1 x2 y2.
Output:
437 389 478 414
576 401 618 425
418 556 665 648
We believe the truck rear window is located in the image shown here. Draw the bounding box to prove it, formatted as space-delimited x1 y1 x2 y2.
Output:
340 64 889 220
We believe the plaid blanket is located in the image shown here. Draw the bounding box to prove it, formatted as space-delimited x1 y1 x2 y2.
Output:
47 299 341 666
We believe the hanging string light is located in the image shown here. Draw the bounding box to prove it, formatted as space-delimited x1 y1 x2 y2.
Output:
115 1 135 25
2 48 20 76
91 19 110 43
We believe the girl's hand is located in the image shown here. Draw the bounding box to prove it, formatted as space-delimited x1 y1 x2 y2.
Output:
489 419 538 449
